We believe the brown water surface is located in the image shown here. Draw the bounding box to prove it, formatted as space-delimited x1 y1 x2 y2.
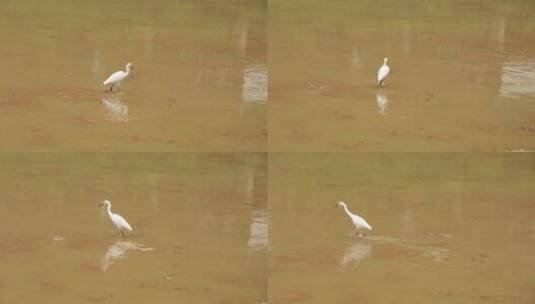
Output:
0 1 266 151
0 153 266 303
269 0 535 151
268 153 535 303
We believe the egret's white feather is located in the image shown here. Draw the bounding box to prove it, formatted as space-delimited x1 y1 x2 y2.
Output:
103 71 127 85
351 213 372 230
377 58 390 86
111 213 133 231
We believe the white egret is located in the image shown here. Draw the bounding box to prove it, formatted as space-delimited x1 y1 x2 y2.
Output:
377 58 390 87
103 62 134 92
337 201 372 237
99 200 133 236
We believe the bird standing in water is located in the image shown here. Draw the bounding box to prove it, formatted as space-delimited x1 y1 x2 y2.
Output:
103 62 133 92
377 58 390 87
337 201 372 237
99 200 133 237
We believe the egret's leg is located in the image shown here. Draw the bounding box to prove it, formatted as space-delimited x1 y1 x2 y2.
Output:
110 84 114 92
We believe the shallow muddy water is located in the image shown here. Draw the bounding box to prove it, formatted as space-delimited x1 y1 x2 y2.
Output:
268 153 535 303
0 1 266 151
0 153 266 303
269 0 535 151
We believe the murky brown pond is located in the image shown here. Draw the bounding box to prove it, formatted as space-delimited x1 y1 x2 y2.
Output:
268 153 535 303
3 1 535 303
0 153 266 303
269 0 535 151
0 1 266 152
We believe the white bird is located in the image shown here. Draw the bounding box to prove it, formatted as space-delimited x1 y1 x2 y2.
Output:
99 200 133 236
377 58 390 87
103 62 134 92
337 201 372 237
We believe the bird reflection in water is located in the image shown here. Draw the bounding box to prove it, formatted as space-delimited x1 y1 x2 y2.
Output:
247 210 268 253
101 241 154 271
376 91 388 115
339 242 372 271
500 59 535 99
241 64 267 104
101 96 129 122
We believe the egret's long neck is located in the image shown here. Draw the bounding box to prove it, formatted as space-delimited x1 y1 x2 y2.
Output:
342 204 351 217
125 66 131 76
106 205 113 218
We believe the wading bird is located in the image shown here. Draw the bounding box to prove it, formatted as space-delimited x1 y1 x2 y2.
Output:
377 58 390 87
103 62 133 92
337 201 372 237
99 200 133 237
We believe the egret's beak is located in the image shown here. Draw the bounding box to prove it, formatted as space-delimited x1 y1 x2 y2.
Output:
99 202 104 208
334 203 338 208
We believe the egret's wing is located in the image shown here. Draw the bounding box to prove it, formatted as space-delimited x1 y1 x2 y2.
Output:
377 65 390 82
353 215 372 230
103 71 125 85
113 214 133 231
